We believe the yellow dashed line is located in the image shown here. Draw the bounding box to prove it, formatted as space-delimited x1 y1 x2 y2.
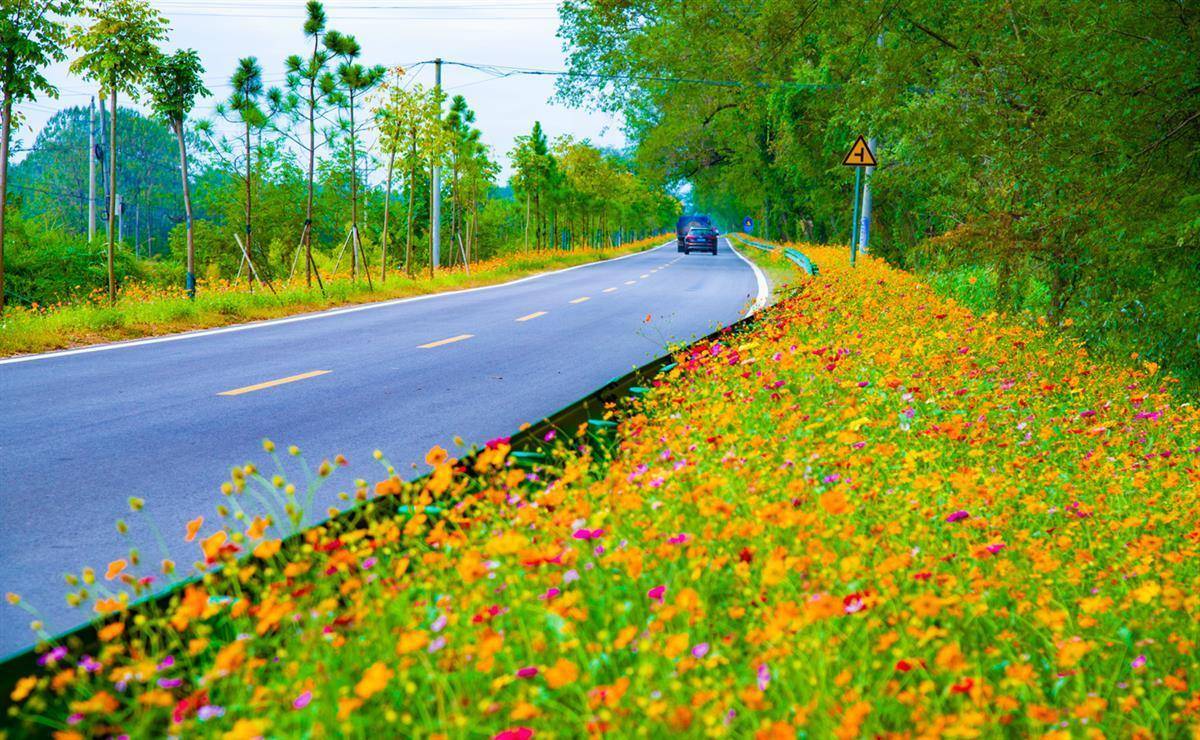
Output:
516 311 547 322
640 274 650 278
602 288 617 293
624 280 636 285
418 334 474 349
569 296 591 304
218 370 331 396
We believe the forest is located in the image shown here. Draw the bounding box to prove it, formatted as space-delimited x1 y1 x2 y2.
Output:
0 0 678 310
557 0 1200 387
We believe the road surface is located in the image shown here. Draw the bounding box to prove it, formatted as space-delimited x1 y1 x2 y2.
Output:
0 238 765 655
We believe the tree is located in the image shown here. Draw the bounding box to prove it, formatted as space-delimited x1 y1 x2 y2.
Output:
324 30 384 282
373 66 411 282
69 0 167 304
213 56 279 289
280 0 335 288
0 0 78 313
510 121 553 251
145 49 208 298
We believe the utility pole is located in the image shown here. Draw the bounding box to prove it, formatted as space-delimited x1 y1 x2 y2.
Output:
858 32 884 254
431 57 442 270
116 194 124 245
88 97 97 242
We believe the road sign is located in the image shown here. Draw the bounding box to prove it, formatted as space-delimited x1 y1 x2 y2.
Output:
842 135 877 167
743 216 754 233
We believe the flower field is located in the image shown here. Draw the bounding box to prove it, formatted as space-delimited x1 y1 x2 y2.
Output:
6 246 1199 738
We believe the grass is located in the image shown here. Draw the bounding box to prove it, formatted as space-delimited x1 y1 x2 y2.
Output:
0 236 668 358
5 243 1199 737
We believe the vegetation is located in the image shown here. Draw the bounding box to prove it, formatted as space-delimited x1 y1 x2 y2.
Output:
2 0 680 340
7 250 1198 736
0 234 669 356
557 0 1200 390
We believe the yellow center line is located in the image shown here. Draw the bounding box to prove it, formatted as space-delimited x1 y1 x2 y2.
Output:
624 280 636 285
218 370 331 396
516 311 547 322
640 274 650 278
418 333 474 349
602 287 617 293
569 296 591 304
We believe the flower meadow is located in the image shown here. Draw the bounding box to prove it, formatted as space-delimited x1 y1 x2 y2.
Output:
5 246 1199 738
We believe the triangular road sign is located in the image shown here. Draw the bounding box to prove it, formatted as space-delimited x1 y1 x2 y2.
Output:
842 135 877 167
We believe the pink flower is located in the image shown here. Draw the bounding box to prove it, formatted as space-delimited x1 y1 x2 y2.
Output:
945 510 970 523
985 543 1006 554
668 533 688 544
293 691 313 709
757 663 771 691
692 643 709 659
494 728 534 740
573 528 604 541
539 588 561 600
1132 654 1147 669
516 666 538 678
647 585 666 601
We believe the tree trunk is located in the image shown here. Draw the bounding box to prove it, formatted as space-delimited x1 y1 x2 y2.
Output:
349 89 358 280
0 92 11 313
107 88 118 304
405 128 416 277
428 161 435 280
244 120 253 290
380 147 396 283
305 58 317 287
175 121 196 299
524 191 530 252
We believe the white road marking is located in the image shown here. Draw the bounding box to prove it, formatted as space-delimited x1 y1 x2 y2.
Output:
515 311 547 322
724 238 770 314
419 334 473 349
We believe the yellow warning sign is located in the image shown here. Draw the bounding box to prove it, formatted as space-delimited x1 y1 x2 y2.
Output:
842 136 876 167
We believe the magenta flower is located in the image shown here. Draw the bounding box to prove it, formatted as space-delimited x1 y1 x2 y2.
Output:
945 510 970 523
293 691 313 709
516 666 538 678
1132 654 1147 669
757 663 771 691
647 585 666 601
692 643 709 659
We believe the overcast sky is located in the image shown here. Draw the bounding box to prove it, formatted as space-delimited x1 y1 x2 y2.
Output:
14 0 626 180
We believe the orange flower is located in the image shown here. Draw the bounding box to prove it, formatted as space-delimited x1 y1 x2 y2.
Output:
104 559 126 581
185 516 203 542
354 661 394 700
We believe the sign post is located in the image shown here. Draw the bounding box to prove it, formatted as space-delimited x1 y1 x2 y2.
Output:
842 135 876 267
742 216 754 234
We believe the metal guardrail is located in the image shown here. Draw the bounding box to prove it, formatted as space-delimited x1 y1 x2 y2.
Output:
783 247 820 276
727 233 820 276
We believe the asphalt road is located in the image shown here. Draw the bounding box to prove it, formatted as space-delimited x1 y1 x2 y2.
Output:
0 238 765 655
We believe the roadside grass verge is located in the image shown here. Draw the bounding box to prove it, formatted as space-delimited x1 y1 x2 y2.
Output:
0 236 667 358
5 247 1199 737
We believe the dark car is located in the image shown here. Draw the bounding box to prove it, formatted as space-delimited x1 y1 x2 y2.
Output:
683 226 718 255
676 214 713 252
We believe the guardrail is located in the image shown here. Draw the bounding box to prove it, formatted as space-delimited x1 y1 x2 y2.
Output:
727 233 820 276
782 247 820 276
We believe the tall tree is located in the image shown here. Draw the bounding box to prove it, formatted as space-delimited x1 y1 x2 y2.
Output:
145 49 208 298
69 0 167 304
0 0 78 313
324 30 384 282
280 0 335 288
214 57 278 288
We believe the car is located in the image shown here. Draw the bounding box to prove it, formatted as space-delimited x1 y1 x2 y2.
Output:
676 214 713 251
683 226 718 255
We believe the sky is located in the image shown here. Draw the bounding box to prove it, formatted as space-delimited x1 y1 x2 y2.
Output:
13 0 627 180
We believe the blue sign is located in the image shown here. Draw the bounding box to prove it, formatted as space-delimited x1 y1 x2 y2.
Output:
743 216 754 234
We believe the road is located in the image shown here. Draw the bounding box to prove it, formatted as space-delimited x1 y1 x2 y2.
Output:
0 238 765 655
